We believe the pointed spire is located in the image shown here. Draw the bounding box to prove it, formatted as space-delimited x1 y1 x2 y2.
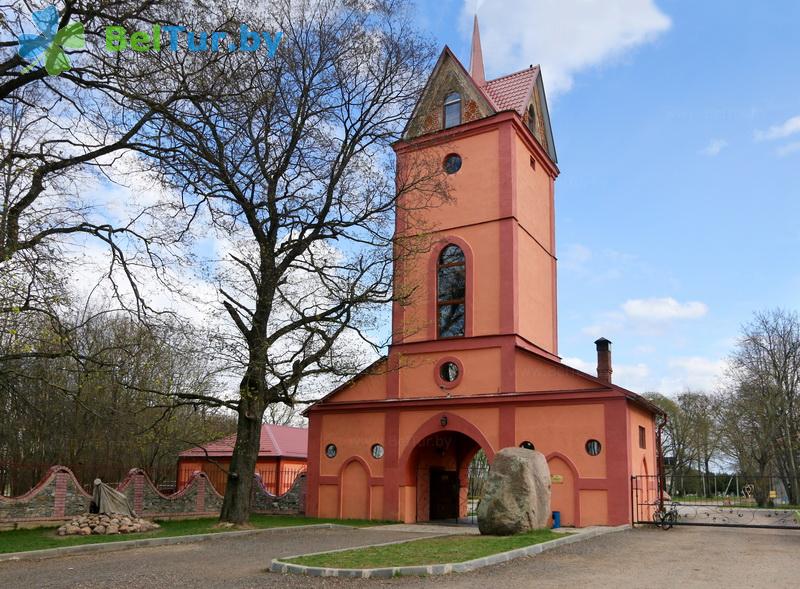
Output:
469 14 485 86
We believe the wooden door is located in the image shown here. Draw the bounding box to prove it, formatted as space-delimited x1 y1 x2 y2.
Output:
429 468 459 520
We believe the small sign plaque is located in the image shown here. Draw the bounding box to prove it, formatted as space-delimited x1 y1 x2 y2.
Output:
551 474 564 484
769 490 777 499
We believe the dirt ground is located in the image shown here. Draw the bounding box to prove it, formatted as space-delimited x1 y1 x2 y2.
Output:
0 525 797 588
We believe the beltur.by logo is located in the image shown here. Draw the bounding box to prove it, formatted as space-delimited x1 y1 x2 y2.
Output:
16 5 85 75
105 24 283 55
14 4 284 77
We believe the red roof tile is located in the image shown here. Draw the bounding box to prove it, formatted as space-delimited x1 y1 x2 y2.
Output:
481 66 539 115
179 424 308 459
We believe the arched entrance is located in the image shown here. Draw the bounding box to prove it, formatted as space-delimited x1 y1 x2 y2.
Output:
396 413 496 523
406 430 487 523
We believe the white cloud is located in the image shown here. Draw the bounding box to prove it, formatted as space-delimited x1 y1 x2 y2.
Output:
659 356 728 392
559 244 639 284
559 243 592 270
580 298 708 341
700 138 728 157
563 354 725 394
776 141 800 157
622 297 708 321
633 344 655 354
561 356 594 374
580 311 625 338
562 356 650 390
613 362 651 380
65 238 222 325
755 115 800 142
466 0 672 95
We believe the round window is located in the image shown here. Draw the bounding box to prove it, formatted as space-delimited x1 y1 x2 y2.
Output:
371 444 384 459
519 441 535 450
325 443 337 458
586 439 602 456
443 153 462 174
440 361 459 383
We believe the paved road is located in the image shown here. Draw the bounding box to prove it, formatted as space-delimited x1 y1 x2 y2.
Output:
361 526 800 589
1 525 797 588
0 527 435 589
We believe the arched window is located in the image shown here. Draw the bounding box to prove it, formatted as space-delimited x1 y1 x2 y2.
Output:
437 244 466 338
444 92 461 129
527 104 537 135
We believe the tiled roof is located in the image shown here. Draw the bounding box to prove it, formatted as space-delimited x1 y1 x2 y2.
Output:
179 424 308 459
481 66 539 116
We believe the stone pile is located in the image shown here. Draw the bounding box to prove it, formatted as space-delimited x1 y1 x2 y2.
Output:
57 513 160 536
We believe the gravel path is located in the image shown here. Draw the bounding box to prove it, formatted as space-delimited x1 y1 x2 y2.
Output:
0 525 797 588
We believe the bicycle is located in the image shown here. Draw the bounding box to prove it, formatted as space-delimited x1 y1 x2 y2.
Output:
652 501 679 530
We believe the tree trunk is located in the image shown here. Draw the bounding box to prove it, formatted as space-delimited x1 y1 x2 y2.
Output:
755 458 770 507
219 400 264 524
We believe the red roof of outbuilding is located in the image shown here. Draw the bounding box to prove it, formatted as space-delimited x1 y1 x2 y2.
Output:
179 424 308 459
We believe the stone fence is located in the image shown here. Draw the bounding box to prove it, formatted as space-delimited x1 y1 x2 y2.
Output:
0 465 306 530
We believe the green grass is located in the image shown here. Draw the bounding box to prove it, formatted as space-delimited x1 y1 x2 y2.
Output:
0 515 384 555
286 529 563 569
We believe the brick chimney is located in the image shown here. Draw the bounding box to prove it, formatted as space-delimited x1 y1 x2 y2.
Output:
594 338 612 384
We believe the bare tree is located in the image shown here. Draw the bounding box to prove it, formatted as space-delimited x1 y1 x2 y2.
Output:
681 391 722 495
725 309 800 503
1 0 208 370
141 0 445 523
647 391 722 496
264 403 304 426
0 306 235 495
646 393 695 493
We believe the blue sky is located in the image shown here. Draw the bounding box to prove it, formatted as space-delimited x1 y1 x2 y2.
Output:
415 0 800 394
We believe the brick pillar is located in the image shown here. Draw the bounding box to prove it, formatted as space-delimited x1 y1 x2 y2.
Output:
195 476 206 513
297 474 307 514
133 472 145 513
54 472 67 519
305 416 322 516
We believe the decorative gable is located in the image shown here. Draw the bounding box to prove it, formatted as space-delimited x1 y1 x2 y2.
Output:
402 20 557 162
403 48 495 140
527 73 557 162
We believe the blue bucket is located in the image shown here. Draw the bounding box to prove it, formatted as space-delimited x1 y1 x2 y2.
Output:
552 510 561 529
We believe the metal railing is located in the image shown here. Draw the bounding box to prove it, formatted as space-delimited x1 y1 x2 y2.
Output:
633 474 800 529
177 464 307 496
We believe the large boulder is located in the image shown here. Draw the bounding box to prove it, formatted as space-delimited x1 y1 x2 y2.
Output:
477 448 551 535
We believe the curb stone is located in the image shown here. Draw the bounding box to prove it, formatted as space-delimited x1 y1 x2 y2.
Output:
269 532 455 577
270 524 630 577
0 523 354 563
